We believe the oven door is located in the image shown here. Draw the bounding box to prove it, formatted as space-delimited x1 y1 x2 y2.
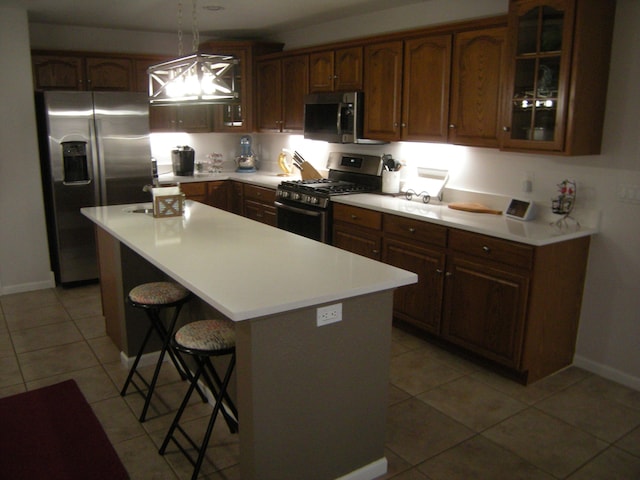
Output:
275 201 330 244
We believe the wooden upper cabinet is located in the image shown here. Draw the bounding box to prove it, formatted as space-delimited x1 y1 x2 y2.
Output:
449 26 507 147
500 0 615 155
309 46 363 92
32 52 134 92
363 41 404 141
31 55 84 90
256 54 308 132
85 57 133 91
256 58 283 132
281 54 309 131
309 51 334 92
402 34 452 142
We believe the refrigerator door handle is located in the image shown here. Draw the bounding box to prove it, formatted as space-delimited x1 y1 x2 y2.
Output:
89 116 105 205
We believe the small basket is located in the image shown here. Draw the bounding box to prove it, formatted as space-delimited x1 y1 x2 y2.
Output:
153 194 185 218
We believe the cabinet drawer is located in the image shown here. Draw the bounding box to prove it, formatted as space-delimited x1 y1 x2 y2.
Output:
333 204 382 230
244 184 276 203
383 214 447 247
449 229 533 270
180 182 207 197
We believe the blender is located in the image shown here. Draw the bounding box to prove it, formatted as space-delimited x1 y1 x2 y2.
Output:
235 135 258 173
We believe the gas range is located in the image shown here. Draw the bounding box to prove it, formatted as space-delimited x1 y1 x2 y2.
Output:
275 152 383 209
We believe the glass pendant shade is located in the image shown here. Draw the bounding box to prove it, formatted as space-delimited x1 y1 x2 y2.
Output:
148 53 239 105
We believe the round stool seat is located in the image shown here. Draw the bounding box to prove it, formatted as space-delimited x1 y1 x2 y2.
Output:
129 281 190 306
175 319 235 353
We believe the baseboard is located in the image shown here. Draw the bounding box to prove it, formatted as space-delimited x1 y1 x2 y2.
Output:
0 273 56 296
335 458 387 480
120 350 162 369
574 355 640 391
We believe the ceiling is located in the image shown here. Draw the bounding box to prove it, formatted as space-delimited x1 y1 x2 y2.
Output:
7 0 430 39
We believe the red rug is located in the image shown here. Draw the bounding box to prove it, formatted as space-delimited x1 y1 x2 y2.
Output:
0 379 128 479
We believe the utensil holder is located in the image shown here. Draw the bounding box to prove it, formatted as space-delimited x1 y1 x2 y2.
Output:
382 170 401 194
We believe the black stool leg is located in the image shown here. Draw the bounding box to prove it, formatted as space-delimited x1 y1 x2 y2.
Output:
200 357 238 433
120 319 155 397
191 353 236 480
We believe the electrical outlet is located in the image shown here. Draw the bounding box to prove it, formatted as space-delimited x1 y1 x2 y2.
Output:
317 303 342 326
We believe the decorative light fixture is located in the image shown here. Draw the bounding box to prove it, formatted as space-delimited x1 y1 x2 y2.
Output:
148 0 239 106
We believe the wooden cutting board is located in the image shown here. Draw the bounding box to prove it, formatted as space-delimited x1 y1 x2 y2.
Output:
448 202 502 215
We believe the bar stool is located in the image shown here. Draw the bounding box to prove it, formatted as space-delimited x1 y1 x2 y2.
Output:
159 319 238 480
120 281 198 422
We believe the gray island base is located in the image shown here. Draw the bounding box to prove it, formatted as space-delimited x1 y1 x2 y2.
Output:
82 201 416 479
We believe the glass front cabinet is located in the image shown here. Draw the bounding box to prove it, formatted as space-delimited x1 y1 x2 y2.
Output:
500 0 616 155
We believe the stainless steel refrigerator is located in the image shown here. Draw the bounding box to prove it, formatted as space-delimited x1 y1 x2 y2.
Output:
36 91 152 285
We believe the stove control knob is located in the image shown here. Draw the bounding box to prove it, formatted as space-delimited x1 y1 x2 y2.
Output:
282 191 290 199
309 196 319 205
292 193 301 201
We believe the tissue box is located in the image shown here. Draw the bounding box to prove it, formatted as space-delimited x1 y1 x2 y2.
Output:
152 186 184 218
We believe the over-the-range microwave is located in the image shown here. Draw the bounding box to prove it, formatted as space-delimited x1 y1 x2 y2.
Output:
303 91 386 144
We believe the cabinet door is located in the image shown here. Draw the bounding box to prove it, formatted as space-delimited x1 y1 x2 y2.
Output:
245 200 277 226
207 181 230 210
442 255 529 368
449 27 506 147
402 35 451 142
230 181 244 215
363 41 404 141
309 51 334 92
210 48 248 132
256 59 283 131
282 54 309 132
180 182 207 203
149 106 177 131
177 105 212 132
334 46 363 91
333 224 382 260
384 238 445 334
32 55 84 90
85 57 133 91
134 56 167 94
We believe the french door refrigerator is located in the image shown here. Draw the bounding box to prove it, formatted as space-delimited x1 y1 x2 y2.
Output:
36 91 152 285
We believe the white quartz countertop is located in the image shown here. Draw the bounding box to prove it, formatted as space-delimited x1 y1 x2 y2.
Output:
161 172 596 246
332 194 597 246
81 201 417 321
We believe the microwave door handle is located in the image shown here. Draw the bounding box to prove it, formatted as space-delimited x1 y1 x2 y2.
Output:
336 106 342 133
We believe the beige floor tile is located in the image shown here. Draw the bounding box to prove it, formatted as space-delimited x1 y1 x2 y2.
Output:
88 335 122 364
0 382 26 399
0 333 14 357
388 383 412 406
202 463 242 480
417 376 528 432
536 377 640 442
483 408 608 478
112 434 178 479
0 288 60 313
74 314 107 339
10 320 83 353
471 365 591 405
4 301 71 332
17 340 99 382
26 364 119 403
386 397 474 465
65 296 104 320
390 349 464 396
91 395 148 444
615 425 640 457
418 435 554 480
378 448 412 480
385 468 430 480
566 446 640 480
575 374 640 411
0 354 23 388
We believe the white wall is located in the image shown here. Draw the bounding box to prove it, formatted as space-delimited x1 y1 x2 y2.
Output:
3 1 638 389
0 8 54 294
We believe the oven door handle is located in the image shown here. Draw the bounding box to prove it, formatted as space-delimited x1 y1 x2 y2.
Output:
274 201 325 217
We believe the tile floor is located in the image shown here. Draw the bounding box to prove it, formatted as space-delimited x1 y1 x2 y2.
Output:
1 284 639 479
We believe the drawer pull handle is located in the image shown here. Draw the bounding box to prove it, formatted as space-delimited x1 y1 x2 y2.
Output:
482 245 491 253
351 214 358 220
372 249 379 254
436 269 444 275
445 271 453 277
408 227 416 233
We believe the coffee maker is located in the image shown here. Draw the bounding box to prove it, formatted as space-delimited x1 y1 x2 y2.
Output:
171 146 195 176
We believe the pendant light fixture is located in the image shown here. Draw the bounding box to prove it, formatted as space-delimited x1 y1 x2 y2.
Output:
148 0 239 106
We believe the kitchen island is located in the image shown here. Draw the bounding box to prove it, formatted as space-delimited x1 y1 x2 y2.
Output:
82 200 416 480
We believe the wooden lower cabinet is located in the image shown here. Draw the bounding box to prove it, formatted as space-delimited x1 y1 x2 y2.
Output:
332 204 382 260
331 203 591 384
243 184 276 226
180 181 230 210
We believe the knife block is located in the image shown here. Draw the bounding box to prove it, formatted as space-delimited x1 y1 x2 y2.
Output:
300 162 323 180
